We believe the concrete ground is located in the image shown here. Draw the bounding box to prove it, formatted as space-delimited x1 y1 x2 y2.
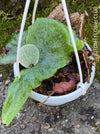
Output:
0 74 100 134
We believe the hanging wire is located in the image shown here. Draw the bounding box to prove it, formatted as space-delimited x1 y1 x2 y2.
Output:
16 0 31 78
32 0 39 24
61 0 83 84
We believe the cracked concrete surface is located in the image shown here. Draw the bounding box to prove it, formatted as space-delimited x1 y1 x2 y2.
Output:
0 72 100 134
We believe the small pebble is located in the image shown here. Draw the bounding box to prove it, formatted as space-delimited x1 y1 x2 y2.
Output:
26 116 36 122
34 122 41 132
61 121 66 127
0 74 2 77
16 113 21 119
44 123 50 129
57 130 64 134
91 116 94 119
57 115 60 118
48 128 54 132
50 112 53 115
5 80 10 85
91 127 95 130
80 115 87 120
65 119 68 122
0 120 2 125
0 82 3 85
56 106 59 110
96 121 100 125
76 124 80 128
21 124 26 129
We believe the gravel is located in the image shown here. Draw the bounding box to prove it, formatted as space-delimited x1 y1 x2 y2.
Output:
0 74 100 134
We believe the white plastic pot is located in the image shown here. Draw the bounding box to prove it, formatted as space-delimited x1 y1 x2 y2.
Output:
14 42 95 106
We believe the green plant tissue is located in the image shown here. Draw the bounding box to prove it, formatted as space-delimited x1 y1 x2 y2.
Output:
2 18 84 126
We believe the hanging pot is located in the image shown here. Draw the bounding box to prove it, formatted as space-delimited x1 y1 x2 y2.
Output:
13 0 95 106
13 42 95 106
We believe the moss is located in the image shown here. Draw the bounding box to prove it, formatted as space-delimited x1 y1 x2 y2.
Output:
95 63 100 82
0 17 16 49
0 65 13 79
67 0 100 81
0 0 61 50
36 0 61 17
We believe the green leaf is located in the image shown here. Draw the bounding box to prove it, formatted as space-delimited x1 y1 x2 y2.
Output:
19 44 39 68
2 18 84 126
26 18 84 52
0 31 27 65
1 77 32 126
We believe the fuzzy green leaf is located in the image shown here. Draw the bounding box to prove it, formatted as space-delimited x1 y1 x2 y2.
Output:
2 18 84 126
19 44 39 68
2 77 33 126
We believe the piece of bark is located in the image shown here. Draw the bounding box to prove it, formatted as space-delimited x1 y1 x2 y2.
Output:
79 14 85 39
82 48 91 83
48 3 84 38
54 80 76 94
67 74 80 84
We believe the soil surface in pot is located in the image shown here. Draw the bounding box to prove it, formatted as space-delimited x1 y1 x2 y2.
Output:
33 45 93 96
